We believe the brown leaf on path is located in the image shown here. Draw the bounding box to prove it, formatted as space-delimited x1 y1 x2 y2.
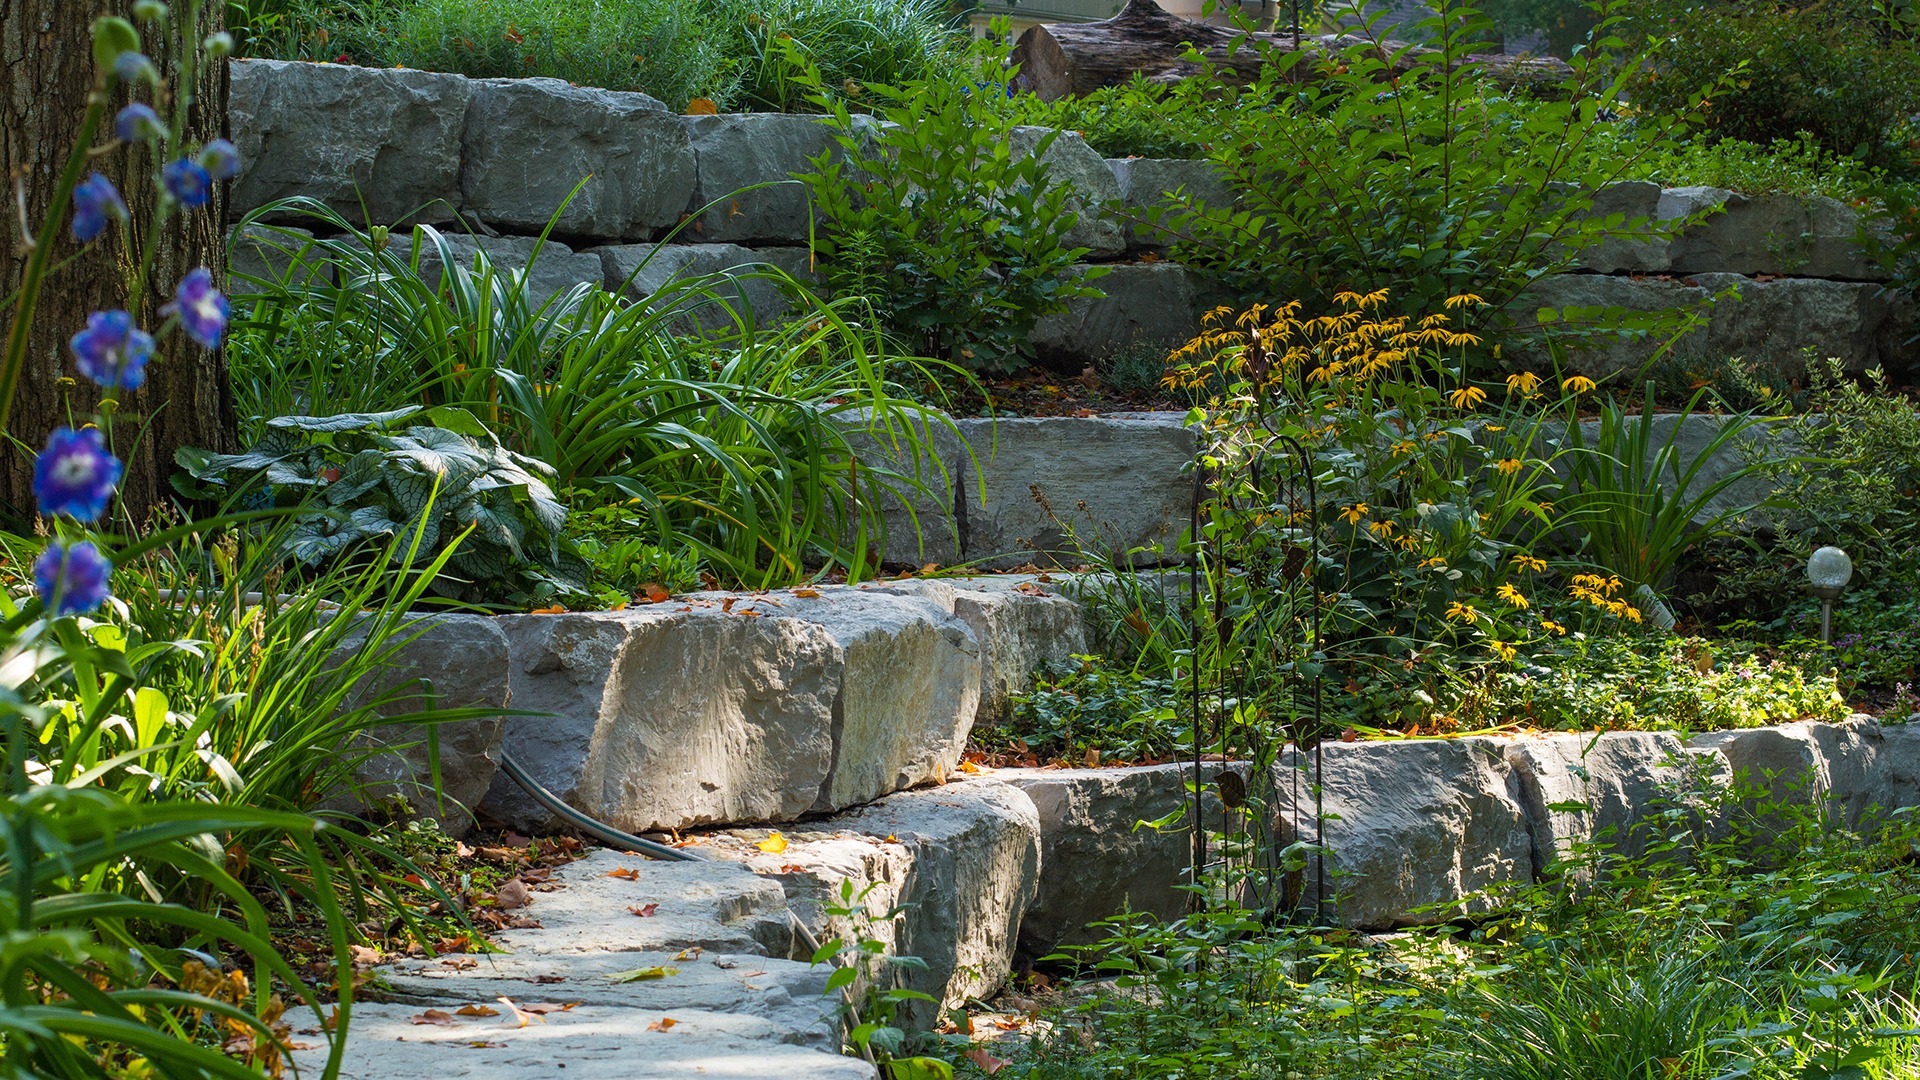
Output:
791 588 821 598
496 997 542 1027
520 1002 581 1015
532 975 567 984
455 1004 500 1017
493 879 531 910
607 866 641 881
648 1017 678 1032
411 1010 457 1027
629 903 659 917
441 956 479 970
465 1041 507 1049
966 1047 1010 1075
685 97 718 115
348 945 381 966
721 598 736 613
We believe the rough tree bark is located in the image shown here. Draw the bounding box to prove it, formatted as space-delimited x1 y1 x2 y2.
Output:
1009 0 1574 100
0 0 235 525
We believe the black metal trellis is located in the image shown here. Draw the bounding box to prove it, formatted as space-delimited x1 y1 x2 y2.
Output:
1185 433 1330 925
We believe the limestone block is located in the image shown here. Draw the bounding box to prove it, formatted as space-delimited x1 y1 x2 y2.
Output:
684 113 835 244
1029 262 1202 365
1011 127 1126 259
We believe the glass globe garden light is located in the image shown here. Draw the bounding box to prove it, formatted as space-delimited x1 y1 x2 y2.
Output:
1807 545 1853 644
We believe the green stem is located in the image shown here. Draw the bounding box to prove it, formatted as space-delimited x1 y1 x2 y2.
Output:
0 84 112 435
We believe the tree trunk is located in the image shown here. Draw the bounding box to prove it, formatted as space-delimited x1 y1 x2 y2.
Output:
1009 0 1574 100
0 0 235 527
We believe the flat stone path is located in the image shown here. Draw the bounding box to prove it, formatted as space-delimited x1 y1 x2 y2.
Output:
288 850 876 1079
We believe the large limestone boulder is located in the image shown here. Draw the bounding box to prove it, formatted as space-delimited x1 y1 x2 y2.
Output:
1517 272 1913 377
460 79 695 239
1569 180 1667 274
226 225 324 291
1029 262 1202 365
1010 127 1126 259
1107 158 1236 251
1660 187 1883 281
957 413 1196 569
879 575 1089 725
1273 737 1532 928
684 113 835 244
418 233 607 307
334 613 512 834
832 409 967 570
710 780 1042 1027
1690 717 1888 832
482 588 981 832
988 762 1246 956
1503 730 1721 875
597 243 816 327
228 59 470 225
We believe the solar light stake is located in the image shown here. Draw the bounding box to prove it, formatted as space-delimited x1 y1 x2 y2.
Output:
1806 545 1853 645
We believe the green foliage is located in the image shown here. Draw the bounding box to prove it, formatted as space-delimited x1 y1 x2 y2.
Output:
1554 387 1778 608
793 34 1106 371
565 500 705 607
1145 1 1701 341
1460 634 1846 731
998 76 1212 159
987 656 1183 764
231 205 963 588
176 406 578 602
812 878 939 1065
1628 131 1883 202
262 0 959 111
1476 0 1601 58
1620 0 1920 176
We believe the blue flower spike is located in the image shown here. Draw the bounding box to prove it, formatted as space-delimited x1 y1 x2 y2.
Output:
34 541 113 617
33 427 123 523
162 158 212 207
114 103 167 143
69 310 155 390
197 139 241 181
162 268 229 349
71 173 128 243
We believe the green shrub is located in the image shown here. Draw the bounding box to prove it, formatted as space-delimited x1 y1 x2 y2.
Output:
1620 0 1920 176
794 34 1105 371
1143 1 1702 345
706 0 961 112
1627 132 1883 202
988 656 1184 764
999 75 1213 159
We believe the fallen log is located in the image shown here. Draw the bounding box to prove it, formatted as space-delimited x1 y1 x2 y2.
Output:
1008 0 1575 100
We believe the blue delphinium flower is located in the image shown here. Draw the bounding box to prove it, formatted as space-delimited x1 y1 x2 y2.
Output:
69 310 155 390
71 173 128 242
161 268 228 349
33 541 113 616
113 51 159 85
197 138 241 181
114 103 165 143
162 158 212 207
33 427 122 523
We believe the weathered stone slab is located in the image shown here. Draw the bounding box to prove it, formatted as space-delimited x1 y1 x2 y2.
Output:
461 78 696 239
482 607 842 833
1030 262 1202 365
482 588 979 832
1503 730 1711 875
333 613 511 834
1011 127 1126 259
1570 180 1667 274
226 225 324 290
1107 157 1236 250
1518 272 1913 377
833 409 966 569
878 575 1089 724
1273 737 1532 928
597 243 816 327
482 850 796 957
958 413 1196 569
1690 717 1888 831
987 762 1248 956
229 59 470 225
710 780 1041 1026
684 113 834 244
1661 186 1884 281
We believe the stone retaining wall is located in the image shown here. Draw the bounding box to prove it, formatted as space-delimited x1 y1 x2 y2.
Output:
225 58 1918 373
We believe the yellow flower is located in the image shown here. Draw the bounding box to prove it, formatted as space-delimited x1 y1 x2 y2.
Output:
1512 554 1547 572
1419 557 1449 569
1620 604 1644 624
1368 519 1398 537
1562 375 1598 394
1505 371 1542 396
1497 583 1529 609
1392 440 1417 457
1447 386 1487 409
1445 601 1480 624
1489 639 1516 662
1541 618 1567 636
1340 503 1369 524
1444 293 1486 310
1496 458 1524 477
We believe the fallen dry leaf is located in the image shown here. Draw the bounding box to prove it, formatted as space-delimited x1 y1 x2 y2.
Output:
465 1041 506 1049
672 947 703 961
610 966 679 983
778 863 806 873
532 975 567 984
495 997 542 1027
755 831 789 854
966 1047 1010 1075
791 588 821 598
629 903 659 918
441 957 478 971
529 604 565 615
685 97 718 115
520 1002 581 1015
647 1017 678 1032
606 867 640 881
1083 747 1101 768
411 1010 456 1027
456 1004 500 1017
348 945 381 966
957 760 982 774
